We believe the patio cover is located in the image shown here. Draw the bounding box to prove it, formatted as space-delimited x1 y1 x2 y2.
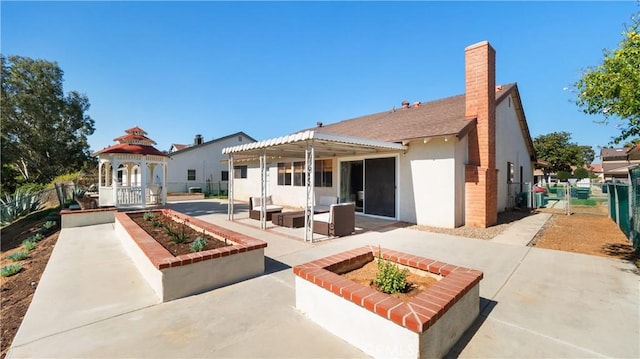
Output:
222 130 407 242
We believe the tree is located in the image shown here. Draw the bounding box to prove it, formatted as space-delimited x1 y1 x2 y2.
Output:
573 167 589 180
580 145 595 165
574 12 640 144
622 138 640 147
533 132 585 175
1 55 95 193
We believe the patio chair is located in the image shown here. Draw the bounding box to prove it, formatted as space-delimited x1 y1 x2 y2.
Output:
249 195 283 221
313 203 355 237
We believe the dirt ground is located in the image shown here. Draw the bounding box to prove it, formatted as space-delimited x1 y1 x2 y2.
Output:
0 210 60 359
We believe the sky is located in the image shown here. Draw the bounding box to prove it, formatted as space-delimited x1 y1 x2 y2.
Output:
2 1 638 162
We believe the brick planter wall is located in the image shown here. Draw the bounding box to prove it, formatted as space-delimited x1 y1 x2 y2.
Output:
294 246 483 358
115 209 267 301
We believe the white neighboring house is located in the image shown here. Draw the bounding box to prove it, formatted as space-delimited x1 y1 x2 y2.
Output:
167 132 256 194
223 41 536 229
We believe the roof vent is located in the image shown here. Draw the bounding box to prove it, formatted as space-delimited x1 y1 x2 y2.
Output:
413 101 421 108
401 100 410 109
317 121 323 128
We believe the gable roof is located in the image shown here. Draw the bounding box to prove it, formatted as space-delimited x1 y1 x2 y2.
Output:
170 144 189 152
300 83 535 161
169 132 256 156
307 84 516 143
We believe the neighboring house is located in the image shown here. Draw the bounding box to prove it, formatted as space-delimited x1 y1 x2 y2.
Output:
601 145 640 181
224 41 536 228
167 132 256 194
590 163 604 183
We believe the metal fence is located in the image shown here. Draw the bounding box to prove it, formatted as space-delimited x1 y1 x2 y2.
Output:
629 165 640 250
166 181 228 196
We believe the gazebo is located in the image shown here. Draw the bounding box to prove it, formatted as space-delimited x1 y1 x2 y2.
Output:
93 126 168 208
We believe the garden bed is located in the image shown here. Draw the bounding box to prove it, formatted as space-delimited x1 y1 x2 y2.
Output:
115 209 266 302
294 246 483 358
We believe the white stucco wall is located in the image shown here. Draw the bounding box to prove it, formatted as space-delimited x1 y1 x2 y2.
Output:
167 134 253 193
399 138 458 228
495 95 534 211
233 159 338 208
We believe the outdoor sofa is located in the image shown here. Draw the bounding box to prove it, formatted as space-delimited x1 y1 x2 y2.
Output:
249 195 283 221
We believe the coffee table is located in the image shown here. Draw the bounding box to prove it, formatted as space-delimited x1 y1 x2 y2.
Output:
272 211 306 228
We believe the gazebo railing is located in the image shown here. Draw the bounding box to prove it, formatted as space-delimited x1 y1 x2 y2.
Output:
117 186 143 205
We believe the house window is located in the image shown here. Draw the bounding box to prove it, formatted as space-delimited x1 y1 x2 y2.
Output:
293 161 305 186
314 159 333 187
221 170 229 181
187 169 196 181
238 136 243 142
234 165 247 179
277 163 292 186
507 162 514 184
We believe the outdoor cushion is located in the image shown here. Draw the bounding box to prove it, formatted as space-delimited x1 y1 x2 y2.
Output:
313 212 331 223
314 196 338 213
251 195 274 208
253 204 283 212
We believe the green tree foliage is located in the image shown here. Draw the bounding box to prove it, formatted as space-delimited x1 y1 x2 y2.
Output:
573 167 589 179
574 13 640 144
557 170 572 181
623 138 640 147
534 132 586 174
580 145 595 165
1 55 95 193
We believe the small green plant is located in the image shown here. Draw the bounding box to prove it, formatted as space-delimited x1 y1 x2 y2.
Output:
27 233 44 242
374 249 408 294
42 220 57 230
1 264 23 277
166 220 189 244
23 239 37 251
190 237 208 252
143 212 155 221
6 251 29 262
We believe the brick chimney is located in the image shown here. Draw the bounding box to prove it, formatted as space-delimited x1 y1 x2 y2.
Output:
464 41 498 228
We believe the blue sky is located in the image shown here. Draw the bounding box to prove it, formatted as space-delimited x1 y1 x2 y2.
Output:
2 1 638 162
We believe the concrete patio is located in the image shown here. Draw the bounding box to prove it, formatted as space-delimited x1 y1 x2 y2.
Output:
7 200 639 358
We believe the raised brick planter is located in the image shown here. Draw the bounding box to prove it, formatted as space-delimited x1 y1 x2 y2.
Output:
115 209 267 302
294 246 483 358
60 206 117 228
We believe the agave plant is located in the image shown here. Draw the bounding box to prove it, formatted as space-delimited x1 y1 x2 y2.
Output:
0 189 42 226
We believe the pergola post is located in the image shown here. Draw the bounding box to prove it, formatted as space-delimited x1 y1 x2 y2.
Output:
259 150 267 229
162 161 167 205
304 141 315 242
228 154 234 221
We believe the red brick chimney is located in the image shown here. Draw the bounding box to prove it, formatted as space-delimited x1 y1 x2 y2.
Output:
464 41 498 228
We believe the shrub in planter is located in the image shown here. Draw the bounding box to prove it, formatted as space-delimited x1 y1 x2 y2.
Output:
23 239 37 251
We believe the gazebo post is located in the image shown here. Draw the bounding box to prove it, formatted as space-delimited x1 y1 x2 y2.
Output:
141 158 147 208
112 159 119 206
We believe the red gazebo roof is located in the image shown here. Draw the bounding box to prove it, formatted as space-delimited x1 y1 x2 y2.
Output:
93 126 167 157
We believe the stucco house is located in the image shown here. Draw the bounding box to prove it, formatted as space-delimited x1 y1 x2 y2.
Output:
601 145 640 181
166 132 255 194
223 41 536 229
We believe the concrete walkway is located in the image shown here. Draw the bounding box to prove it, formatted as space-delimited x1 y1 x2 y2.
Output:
491 212 552 246
7 203 639 358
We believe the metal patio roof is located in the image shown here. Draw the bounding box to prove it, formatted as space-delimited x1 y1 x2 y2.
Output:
221 130 407 159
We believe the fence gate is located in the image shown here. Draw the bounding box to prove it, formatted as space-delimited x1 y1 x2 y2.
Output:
630 165 640 251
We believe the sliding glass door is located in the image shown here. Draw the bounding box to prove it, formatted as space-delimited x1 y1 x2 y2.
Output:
340 157 396 217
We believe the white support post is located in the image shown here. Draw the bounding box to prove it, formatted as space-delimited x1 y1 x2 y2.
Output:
228 154 234 221
141 160 147 208
260 150 267 229
304 141 315 242
112 159 119 206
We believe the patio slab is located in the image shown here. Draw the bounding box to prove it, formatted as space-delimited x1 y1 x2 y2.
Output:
7 202 639 358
